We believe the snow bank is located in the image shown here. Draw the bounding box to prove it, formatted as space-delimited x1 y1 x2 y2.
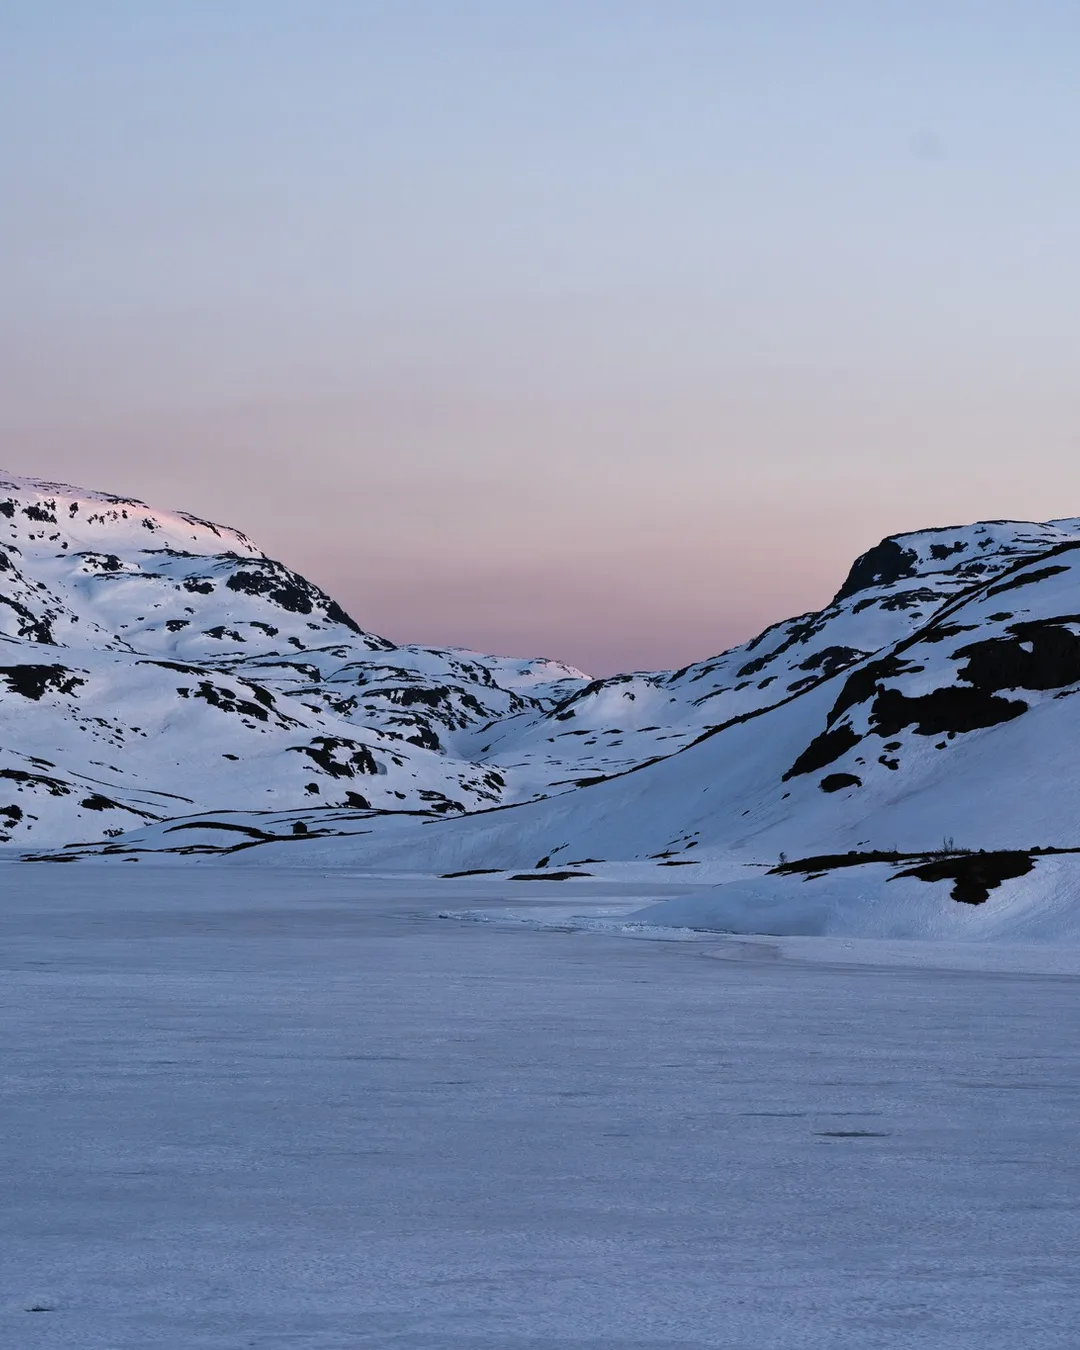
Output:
628 854 1080 943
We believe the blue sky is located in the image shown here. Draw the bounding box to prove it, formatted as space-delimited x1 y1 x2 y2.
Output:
3 2 1079 671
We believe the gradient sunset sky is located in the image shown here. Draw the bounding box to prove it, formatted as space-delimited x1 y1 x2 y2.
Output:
3 2 1080 673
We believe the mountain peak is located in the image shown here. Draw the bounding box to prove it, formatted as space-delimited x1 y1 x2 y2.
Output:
833 518 1080 603
0 470 265 559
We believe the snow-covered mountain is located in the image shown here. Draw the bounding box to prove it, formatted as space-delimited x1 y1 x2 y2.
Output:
449 517 1080 793
10 471 1080 901
0 473 587 845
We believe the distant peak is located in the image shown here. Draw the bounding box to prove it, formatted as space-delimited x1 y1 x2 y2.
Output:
0 470 264 557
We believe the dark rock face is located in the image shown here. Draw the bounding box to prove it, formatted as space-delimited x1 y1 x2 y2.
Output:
797 645 865 678
870 686 1027 737
0 766 72 795
289 736 379 778
80 793 120 811
0 594 56 644
820 772 862 792
784 723 860 779
406 725 441 751
828 655 921 726
180 680 300 728
782 541 1080 800
78 553 124 572
929 540 968 561
954 621 1080 693
878 586 940 612
323 598 368 636
734 616 827 680
833 539 919 602
226 567 314 614
774 847 1048 908
894 851 1035 905
0 665 85 701
985 564 1069 598
225 561 367 635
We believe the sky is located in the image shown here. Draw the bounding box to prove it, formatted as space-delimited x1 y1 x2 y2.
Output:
2 2 1080 674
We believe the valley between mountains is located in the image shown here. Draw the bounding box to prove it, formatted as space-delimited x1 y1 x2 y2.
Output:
8 471 1080 938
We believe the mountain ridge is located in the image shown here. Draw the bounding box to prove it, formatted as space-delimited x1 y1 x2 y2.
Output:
6 470 1080 889
0 472 587 843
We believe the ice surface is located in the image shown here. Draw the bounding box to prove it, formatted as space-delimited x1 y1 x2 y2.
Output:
3 866 1080 1348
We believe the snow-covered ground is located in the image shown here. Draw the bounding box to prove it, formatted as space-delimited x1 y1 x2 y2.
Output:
4 866 1080 1349
14 469 1080 873
0 472 589 841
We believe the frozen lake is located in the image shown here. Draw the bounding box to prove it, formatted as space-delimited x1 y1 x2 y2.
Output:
3 866 1080 1348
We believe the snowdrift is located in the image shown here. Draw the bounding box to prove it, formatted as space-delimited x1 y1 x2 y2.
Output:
628 850 1080 943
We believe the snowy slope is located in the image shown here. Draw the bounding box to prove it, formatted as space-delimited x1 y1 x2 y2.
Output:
446 518 1080 796
420 534 1080 870
627 850 1080 942
60 517 1080 908
11 467 1080 917
0 474 587 844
